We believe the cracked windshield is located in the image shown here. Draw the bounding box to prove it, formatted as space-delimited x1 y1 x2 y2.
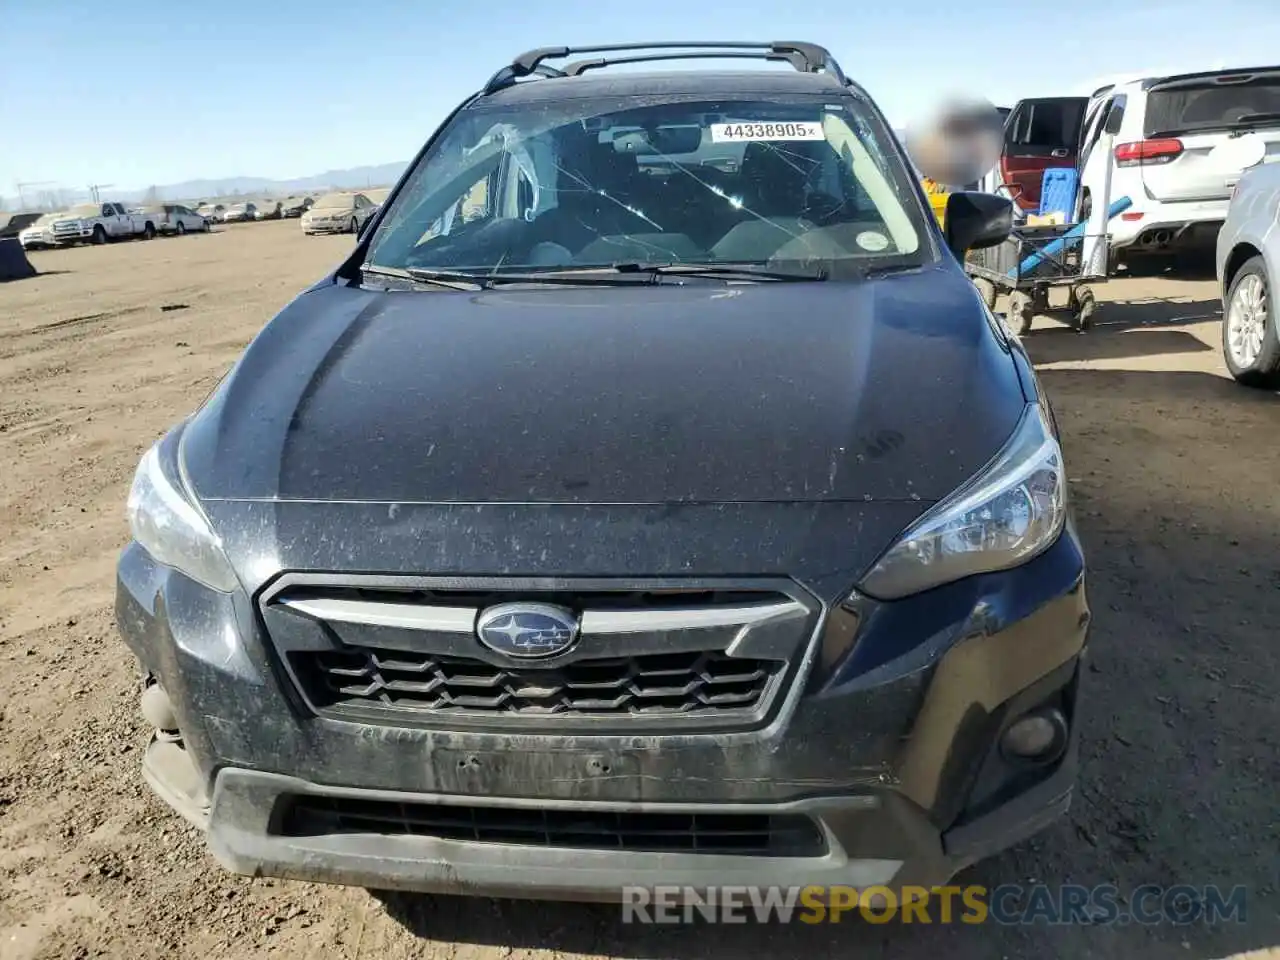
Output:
367 97 927 276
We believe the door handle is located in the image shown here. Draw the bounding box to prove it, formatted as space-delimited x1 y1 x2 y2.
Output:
1051 148 1069 158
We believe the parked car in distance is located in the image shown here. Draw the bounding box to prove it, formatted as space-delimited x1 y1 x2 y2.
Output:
254 200 283 221
300 191 377 234
1079 65 1280 268
221 202 258 223
1216 160 1280 387
17 211 68 250
116 40 1091 905
280 196 313 218
0 211 42 240
136 204 210 235
24 202 155 245
196 203 227 223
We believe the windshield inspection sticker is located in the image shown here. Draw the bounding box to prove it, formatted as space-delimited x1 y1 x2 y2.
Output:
710 122 824 143
856 231 890 252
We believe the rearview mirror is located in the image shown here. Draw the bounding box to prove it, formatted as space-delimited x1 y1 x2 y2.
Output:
943 192 1013 258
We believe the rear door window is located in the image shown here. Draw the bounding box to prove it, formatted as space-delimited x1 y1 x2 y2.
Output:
1005 98 1089 156
1145 71 1280 136
999 97 1089 210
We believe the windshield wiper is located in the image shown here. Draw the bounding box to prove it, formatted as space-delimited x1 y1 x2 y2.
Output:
363 265 487 291
409 266 660 288
366 263 827 290
609 262 828 282
1229 113 1280 135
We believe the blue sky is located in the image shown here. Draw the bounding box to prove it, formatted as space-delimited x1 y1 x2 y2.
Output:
2 0 1279 194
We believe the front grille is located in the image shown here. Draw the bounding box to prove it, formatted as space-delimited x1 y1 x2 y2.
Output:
291 647 777 716
279 796 827 857
260 576 820 732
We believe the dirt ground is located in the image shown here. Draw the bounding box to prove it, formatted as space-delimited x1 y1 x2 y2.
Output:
1 221 1277 960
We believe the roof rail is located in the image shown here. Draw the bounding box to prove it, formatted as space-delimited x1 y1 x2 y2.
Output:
482 41 847 94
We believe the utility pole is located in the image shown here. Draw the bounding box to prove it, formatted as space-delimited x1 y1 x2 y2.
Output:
87 183 115 204
16 181 55 209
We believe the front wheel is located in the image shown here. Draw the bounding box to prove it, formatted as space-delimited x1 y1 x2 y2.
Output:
92 225 107 245
176 221 187 236
1070 286 1096 332
972 277 998 310
1009 290 1035 336
1222 256 1280 388
349 217 359 234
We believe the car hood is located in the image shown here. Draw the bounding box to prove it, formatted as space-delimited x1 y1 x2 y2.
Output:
181 264 1026 505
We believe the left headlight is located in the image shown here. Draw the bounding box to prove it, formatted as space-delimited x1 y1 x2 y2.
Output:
857 401 1067 601
126 434 239 592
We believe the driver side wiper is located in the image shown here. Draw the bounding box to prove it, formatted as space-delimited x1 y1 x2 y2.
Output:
611 262 828 282
362 265 488 291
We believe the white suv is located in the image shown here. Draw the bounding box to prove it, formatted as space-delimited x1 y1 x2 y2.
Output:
1078 66 1280 267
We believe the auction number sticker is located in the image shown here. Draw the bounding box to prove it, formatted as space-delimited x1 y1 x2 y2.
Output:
710 121 824 143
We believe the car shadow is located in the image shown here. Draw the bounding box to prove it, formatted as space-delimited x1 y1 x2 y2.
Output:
368 370 1278 960
1004 292 1222 365
1115 253 1218 282
1024 327 1214 365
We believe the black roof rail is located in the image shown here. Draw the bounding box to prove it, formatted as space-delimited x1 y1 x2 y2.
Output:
482 41 847 94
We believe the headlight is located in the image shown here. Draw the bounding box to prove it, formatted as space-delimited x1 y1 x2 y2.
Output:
858 402 1066 600
126 434 239 592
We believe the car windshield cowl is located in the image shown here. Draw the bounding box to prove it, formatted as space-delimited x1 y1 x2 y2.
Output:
364 92 934 279
362 260 831 291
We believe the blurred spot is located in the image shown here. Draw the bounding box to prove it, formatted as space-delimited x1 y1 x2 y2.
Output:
904 95 1004 189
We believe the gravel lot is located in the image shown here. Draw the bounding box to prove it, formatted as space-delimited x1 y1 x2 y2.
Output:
1 221 1277 959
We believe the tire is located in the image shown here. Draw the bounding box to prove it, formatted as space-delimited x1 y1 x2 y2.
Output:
176 221 187 236
1071 287 1096 332
92 225 107 245
972 277 998 310
142 222 156 240
1009 291 1035 336
1222 256 1280 388
350 217 359 234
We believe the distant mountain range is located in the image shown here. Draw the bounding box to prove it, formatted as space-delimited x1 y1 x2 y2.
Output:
1 162 412 211
136 161 410 202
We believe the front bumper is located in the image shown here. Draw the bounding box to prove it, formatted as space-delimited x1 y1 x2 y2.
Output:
116 524 1089 899
302 219 349 233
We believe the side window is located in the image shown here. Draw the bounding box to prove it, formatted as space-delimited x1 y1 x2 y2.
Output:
1104 95 1127 135
417 169 492 244
102 204 113 217
517 169 534 220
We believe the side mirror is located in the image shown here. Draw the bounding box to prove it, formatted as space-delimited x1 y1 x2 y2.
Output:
943 191 1013 258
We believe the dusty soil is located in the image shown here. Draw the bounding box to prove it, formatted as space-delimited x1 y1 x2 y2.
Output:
1 221 1277 959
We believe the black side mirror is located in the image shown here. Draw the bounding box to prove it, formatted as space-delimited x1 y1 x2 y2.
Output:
943 191 1013 258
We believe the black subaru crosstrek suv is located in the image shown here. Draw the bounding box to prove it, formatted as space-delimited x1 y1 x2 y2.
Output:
116 41 1089 901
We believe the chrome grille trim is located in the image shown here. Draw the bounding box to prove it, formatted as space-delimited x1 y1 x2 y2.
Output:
278 596 476 633
257 575 824 734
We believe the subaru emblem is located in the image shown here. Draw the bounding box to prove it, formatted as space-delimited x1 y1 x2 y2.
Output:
475 602 580 660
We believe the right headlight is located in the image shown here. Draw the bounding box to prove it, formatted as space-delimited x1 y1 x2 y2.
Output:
126 431 239 593
857 402 1067 601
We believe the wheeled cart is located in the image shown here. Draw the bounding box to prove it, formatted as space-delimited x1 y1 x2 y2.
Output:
964 222 1110 334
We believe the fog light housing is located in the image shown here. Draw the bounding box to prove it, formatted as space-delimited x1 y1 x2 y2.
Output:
1000 708 1067 764
141 682 178 733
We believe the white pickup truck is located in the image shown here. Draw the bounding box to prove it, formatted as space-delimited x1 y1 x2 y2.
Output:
21 202 157 248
